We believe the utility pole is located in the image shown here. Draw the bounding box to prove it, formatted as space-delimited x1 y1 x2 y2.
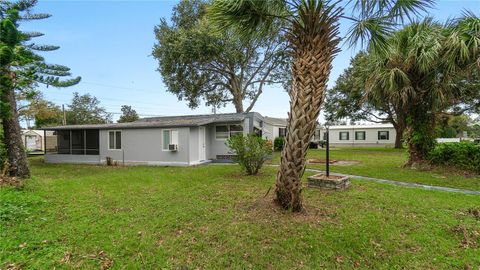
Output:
62 104 66 125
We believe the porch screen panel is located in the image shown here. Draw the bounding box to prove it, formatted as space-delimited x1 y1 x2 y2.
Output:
71 130 84 154
86 130 100 155
57 130 71 154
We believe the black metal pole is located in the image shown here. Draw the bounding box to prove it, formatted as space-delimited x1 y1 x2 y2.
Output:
326 127 330 177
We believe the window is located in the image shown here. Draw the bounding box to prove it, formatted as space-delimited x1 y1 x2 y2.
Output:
215 125 229 139
378 131 389 140
162 129 178 150
215 125 244 140
339 132 349 140
229 125 243 137
355 131 366 140
278 127 287 137
108 131 122 150
323 132 328 140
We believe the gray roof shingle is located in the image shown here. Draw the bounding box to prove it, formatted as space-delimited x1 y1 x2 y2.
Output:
41 113 248 130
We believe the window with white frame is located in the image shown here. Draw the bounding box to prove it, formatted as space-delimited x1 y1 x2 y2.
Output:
162 129 179 150
378 131 389 140
339 132 349 140
278 127 287 137
108 131 121 150
215 125 243 139
355 131 366 140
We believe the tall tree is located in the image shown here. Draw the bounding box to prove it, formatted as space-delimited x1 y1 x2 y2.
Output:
153 0 289 113
66 92 112 125
325 52 406 148
117 105 139 123
366 17 480 165
209 0 431 211
0 0 80 178
20 99 62 128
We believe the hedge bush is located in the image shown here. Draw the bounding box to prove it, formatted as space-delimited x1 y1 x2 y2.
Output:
428 141 480 173
274 137 284 151
226 134 273 175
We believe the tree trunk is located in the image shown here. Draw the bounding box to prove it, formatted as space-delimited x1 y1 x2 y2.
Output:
393 123 405 149
275 5 340 212
230 75 244 113
404 111 436 166
233 93 244 113
1 87 30 178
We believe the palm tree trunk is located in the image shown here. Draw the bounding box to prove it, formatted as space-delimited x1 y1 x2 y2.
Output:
393 122 405 149
275 3 340 211
1 87 30 178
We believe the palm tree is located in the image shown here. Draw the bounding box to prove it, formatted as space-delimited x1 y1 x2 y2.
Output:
209 0 432 211
366 16 480 165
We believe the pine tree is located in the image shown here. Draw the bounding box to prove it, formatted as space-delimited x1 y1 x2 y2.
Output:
0 0 80 178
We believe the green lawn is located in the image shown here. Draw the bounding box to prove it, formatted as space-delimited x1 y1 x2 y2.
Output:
269 147 480 191
1 158 479 269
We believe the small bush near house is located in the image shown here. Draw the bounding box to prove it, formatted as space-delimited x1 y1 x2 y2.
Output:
227 134 273 175
273 137 284 151
428 141 480 173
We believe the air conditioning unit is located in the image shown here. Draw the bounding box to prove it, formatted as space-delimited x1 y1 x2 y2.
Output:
168 144 178 151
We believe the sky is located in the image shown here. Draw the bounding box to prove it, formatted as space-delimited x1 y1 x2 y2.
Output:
22 0 480 124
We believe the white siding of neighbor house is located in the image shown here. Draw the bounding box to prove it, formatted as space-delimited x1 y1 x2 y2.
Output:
320 126 396 147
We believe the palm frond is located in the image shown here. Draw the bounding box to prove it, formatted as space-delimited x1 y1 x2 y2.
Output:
345 0 433 53
208 0 288 39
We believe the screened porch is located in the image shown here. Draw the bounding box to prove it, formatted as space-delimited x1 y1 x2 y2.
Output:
45 129 100 155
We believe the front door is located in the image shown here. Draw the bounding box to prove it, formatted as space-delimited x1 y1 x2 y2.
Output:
199 126 206 161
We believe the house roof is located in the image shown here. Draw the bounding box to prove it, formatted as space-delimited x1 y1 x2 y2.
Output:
40 112 249 130
22 129 55 136
263 116 287 126
324 124 394 130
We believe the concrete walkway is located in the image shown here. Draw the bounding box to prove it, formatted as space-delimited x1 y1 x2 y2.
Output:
304 168 480 196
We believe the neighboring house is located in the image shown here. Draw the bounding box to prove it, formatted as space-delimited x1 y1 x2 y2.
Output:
263 116 322 142
319 124 396 147
21 130 56 152
41 112 300 166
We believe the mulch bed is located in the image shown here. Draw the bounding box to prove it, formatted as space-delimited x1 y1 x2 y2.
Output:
0 176 22 187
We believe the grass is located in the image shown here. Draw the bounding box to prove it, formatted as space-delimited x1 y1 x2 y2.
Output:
1 158 479 269
269 147 480 191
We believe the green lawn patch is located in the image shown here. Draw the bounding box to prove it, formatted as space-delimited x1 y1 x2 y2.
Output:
270 147 480 191
1 158 479 269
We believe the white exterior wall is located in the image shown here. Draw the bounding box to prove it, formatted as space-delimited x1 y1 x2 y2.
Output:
321 126 396 147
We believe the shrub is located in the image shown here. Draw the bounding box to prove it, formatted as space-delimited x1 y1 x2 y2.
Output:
227 134 273 175
274 137 285 151
428 141 480 173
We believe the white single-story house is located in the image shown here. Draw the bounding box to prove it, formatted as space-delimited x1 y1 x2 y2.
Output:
21 130 56 152
318 124 397 147
41 112 320 166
